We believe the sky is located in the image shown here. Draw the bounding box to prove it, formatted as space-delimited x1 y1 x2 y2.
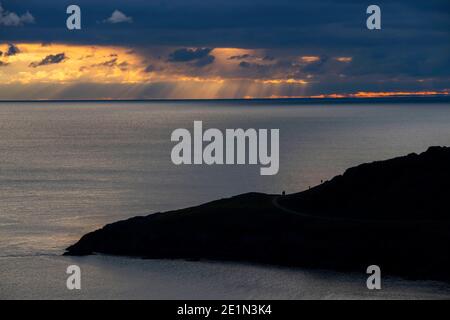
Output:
0 0 449 100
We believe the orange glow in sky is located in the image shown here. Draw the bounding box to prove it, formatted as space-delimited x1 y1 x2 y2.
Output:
0 43 448 100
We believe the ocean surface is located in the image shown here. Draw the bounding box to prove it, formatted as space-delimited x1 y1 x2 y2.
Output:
1 100 450 299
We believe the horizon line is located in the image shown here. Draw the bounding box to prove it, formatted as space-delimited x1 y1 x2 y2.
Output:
0 95 449 103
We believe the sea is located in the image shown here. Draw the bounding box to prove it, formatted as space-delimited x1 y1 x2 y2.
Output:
1 99 450 299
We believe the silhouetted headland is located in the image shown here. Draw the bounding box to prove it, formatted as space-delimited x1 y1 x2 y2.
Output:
65 146 450 280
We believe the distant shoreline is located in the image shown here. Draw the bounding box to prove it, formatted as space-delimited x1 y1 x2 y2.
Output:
0 95 449 104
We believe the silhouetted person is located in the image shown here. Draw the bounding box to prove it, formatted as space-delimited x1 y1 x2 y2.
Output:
282 191 286 196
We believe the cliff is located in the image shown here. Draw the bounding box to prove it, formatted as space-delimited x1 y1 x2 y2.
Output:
65 147 450 280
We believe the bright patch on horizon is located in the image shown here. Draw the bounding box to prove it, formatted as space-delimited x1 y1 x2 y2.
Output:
260 79 308 85
300 56 321 63
335 57 352 62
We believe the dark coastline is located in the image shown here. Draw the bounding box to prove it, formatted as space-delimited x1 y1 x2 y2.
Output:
66 146 450 281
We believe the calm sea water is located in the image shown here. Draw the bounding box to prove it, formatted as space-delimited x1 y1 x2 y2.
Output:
1 101 450 299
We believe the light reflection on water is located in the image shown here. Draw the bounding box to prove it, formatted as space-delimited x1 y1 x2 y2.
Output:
1 255 450 300
0 101 449 299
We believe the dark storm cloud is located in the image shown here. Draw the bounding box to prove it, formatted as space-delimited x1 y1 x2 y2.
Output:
90 57 130 70
144 64 155 73
117 61 129 70
143 64 165 73
229 54 253 60
168 48 212 62
1 0 449 93
92 58 118 68
239 61 252 68
168 48 215 67
3 0 447 49
193 54 215 67
29 53 66 67
5 43 20 56
229 54 275 61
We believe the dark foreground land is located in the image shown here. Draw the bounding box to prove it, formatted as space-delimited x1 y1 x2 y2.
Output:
66 146 450 281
